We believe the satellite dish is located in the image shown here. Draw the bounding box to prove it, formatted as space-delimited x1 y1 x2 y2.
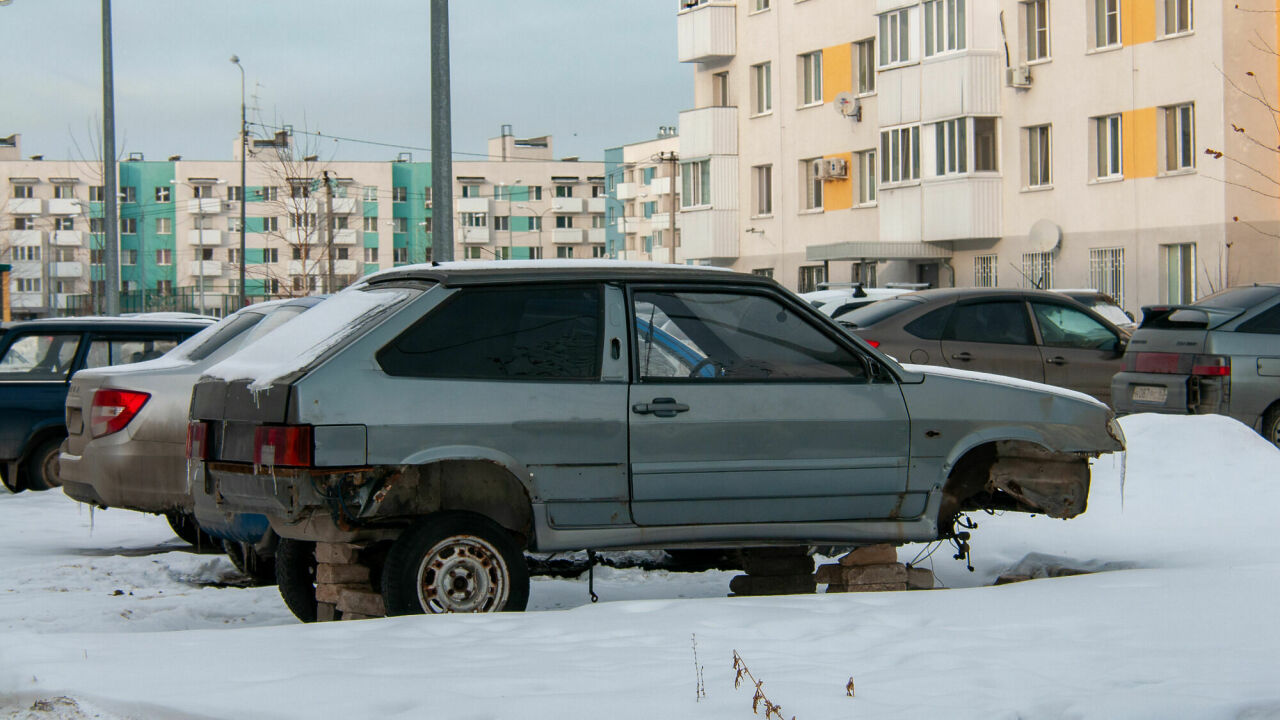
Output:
833 92 861 121
1028 219 1061 253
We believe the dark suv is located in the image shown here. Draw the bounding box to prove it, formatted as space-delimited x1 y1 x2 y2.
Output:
0 315 212 492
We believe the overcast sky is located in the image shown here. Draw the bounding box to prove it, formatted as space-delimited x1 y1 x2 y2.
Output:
0 0 692 164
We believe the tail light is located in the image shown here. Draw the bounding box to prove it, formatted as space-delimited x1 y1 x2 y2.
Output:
1191 354 1231 377
89 389 150 438
186 421 211 460
254 425 313 468
864 339 881 348
1129 352 1180 373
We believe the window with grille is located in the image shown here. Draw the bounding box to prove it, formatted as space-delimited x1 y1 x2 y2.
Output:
798 265 826 294
974 255 998 287
1021 252 1053 289
1089 248 1125 307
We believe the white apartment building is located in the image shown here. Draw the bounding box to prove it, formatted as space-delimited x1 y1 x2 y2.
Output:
674 0 1280 312
606 129 682 262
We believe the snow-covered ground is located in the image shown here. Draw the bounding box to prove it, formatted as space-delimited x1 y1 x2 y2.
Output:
2 414 1279 719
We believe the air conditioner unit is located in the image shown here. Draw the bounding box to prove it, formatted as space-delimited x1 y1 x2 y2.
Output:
1005 65 1032 88
822 158 849 179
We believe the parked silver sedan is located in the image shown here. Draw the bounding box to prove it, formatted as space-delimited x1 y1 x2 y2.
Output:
1112 284 1280 445
60 297 323 554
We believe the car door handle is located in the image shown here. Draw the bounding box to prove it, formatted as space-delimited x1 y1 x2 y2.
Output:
1046 356 1067 365
950 352 972 362
632 398 690 418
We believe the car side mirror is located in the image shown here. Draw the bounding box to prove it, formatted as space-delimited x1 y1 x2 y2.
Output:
1112 336 1127 358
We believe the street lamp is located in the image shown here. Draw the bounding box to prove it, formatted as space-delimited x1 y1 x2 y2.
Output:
231 55 247 309
512 204 555 260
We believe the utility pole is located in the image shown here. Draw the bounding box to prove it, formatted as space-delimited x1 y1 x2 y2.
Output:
232 55 247 309
430 0 454 262
655 151 680 265
101 0 120 314
323 170 335 293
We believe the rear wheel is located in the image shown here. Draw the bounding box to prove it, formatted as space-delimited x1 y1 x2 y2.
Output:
275 538 320 623
382 511 529 615
1262 406 1280 449
224 532 279 586
23 438 63 491
165 511 220 551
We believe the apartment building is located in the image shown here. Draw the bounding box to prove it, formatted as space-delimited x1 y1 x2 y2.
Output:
605 128 681 261
0 129 603 318
674 0 1280 311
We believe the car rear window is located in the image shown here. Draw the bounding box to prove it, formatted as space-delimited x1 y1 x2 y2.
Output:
0 333 81 379
837 297 923 328
1236 303 1280 335
180 312 265 362
1196 286 1280 311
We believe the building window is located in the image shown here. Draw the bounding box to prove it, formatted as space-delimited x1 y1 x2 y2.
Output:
229 217 243 232
592 215 606 229
363 216 378 231
852 262 877 286
14 217 33 230
292 247 303 260
1089 247 1125 307
1094 114 1123 180
1163 103 1195 172
753 165 773 216
157 280 173 295
973 117 997 172
120 187 136 203
1164 0 1192 35
54 217 74 231
751 268 774 279
1021 252 1054 289
121 218 137 235
364 247 379 263
264 248 279 263
680 160 711 208
494 215 510 231
924 0 966 57
880 126 921 184
751 62 772 115
198 247 214 261
461 212 488 228
194 185 218 199
463 184 484 198
592 246 607 258
1163 243 1195 303
122 249 137 265
16 278 40 293
878 8 911 67
392 186 407 202
155 217 171 234
393 217 408 233
89 218 103 233
54 184 76 199
363 186 378 202
554 185 573 198
753 0 769 11
262 217 279 232
934 118 968 176
1027 124 1052 187
555 215 573 229
14 246 39 261
856 38 876 94
289 184 310 199
974 255 998 287
1093 0 1120 49
155 186 170 203
289 213 317 229
799 50 823 106
556 246 574 259
528 216 542 231
1024 0 1050 61
228 186 243 201
712 71 730 107
857 150 877 204
257 186 278 201
154 248 172 265
89 186 105 202
393 247 409 264
228 248 240 264
802 158 823 211
798 265 826 294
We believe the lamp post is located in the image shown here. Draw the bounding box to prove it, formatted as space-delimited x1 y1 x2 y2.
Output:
512 204 555 260
231 55 247 309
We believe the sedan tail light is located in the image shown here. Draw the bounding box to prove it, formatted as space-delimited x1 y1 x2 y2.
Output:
254 425 313 468
1129 352 1181 374
89 389 151 438
1191 354 1231 377
186 421 211 460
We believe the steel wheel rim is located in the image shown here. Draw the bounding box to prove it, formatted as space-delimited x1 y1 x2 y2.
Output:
41 447 60 487
415 535 509 613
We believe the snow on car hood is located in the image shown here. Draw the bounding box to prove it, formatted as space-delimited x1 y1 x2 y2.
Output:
900 363 1108 409
204 287 416 391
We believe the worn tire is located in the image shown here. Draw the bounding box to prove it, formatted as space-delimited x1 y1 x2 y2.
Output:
276 538 319 623
24 438 63 491
165 511 220 551
382 511 529 615
224 533 279 586
1262 405 1280 449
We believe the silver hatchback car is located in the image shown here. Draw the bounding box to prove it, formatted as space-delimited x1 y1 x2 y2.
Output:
188 263 1124 618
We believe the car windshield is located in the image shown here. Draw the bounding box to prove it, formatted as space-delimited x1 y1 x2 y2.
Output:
837 297 924 328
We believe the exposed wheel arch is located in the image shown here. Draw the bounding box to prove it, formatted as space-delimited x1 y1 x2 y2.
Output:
938 439 1092 534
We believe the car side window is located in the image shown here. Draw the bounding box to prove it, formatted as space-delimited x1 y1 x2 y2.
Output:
378 285 603 381
945 301 1033 345
1236 303 1280 335
0 333 81 379
84 338 181 369
904 304 953 340
1030 302 1119 350
632 290 867 381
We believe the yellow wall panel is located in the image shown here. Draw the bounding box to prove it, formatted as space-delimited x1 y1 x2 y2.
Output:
1123 107 1158 179
1122 0 1156 46
822 43 853 104
822 152 854 211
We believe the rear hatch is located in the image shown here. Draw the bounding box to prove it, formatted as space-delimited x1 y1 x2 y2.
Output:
1118 301 1249 411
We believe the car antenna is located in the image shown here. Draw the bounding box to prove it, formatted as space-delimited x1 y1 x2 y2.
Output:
1009 262 1043 290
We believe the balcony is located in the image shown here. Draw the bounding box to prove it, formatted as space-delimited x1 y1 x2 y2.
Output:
52 231 84 247
586 197 606 213
48 199 83 215
649 176 672 197
186 198 223 215
615 183 639 200
50 262 83 279
676 207 738 261
679 106 738 158
6 198 43 215
457 197 491 213
552 197 585 214
619 217 641 234
587 228 606 244
333 259 359 276
332 229 358 245
462 227 492 244
9 230 43 246
677 1 736 63
551 229 584 244
331 197 359 215
651 212 674 229
920 176 1003 242
187 229 224 246
188 260 223 277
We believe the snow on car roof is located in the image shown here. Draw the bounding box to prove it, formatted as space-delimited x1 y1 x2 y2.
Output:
902 363 1107 408
357 259 733 285
203 286 417 391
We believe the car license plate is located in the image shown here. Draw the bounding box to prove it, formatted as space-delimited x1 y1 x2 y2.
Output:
1131 385 1168 404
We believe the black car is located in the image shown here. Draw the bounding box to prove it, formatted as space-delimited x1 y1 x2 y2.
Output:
0 315 213 492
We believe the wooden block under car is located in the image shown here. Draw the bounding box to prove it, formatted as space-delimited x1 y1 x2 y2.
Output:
336 588 387 618
815 562 907 586
315 562 370 585
315 582 365 606
825 582 908 593
314 542 361 565
837 544 899 567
